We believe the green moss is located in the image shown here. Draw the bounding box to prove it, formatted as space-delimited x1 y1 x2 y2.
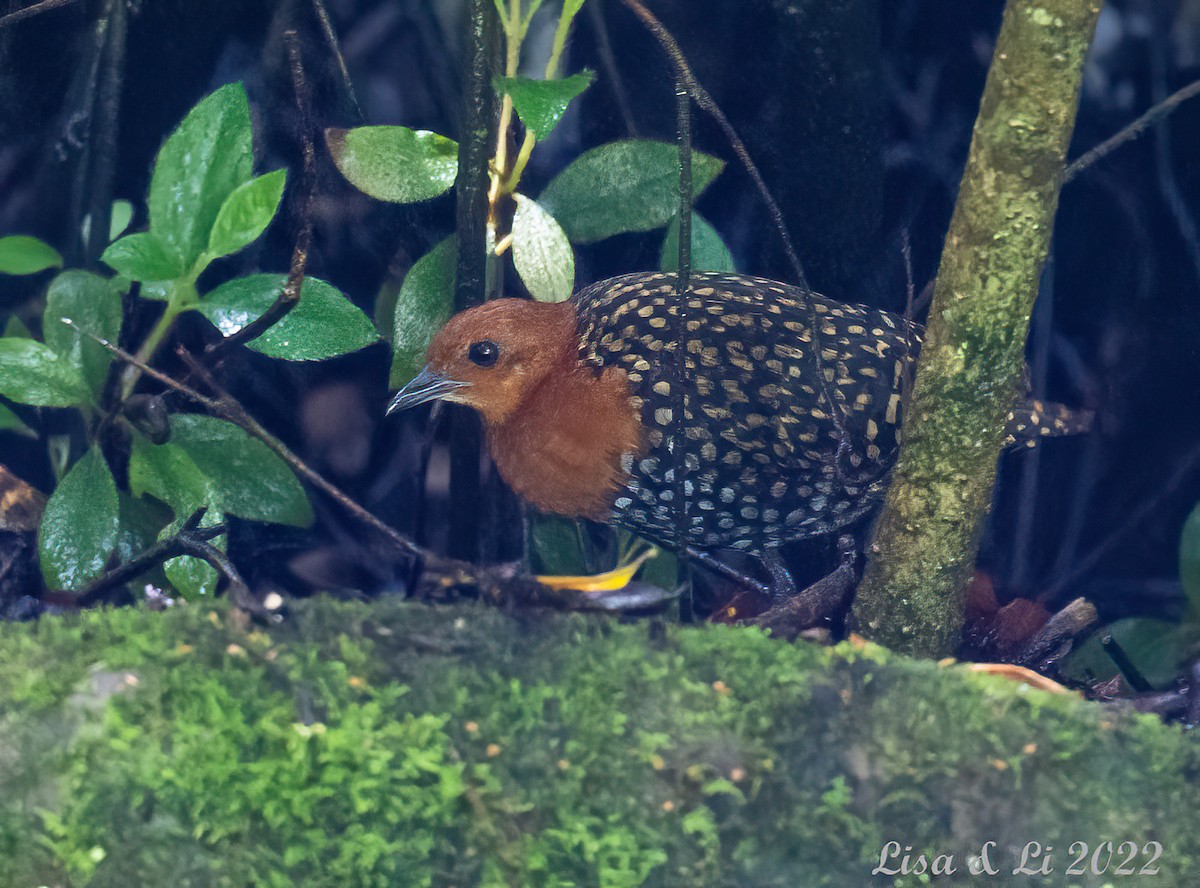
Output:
1 599 1198 886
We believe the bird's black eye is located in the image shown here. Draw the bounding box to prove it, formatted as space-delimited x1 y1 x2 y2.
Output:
468 339 500 367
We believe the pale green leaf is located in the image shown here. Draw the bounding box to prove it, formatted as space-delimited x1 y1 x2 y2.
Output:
101 231 185 281
326 126 458 204
207 169 287 259
512 195 574 302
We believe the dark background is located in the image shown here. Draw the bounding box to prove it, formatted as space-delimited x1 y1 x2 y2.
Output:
1 0 1198 626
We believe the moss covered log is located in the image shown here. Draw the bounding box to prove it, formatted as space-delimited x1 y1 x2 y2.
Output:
851 0 1103 657
1 598 1197 886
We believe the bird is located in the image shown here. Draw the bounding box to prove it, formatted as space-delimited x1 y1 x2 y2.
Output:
388 271 1083 592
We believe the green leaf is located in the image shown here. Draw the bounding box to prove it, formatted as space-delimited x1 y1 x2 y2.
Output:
129 438 211 517
110 199 134 241
38 447 119 591
148 82 254 273
0 235 63 275
325 126 458 204
1181 504 1200 616
4 315 32 338
208 169 287 259
81 199 136 246
659 211 736 274
43 271 123 397
1062 617 1184 689
0 403 34 438
197 274 377 361
540 140 725 243
494 71 594 141
101 231 185 281
163 510 226 597
511 195 574 302
390 236 455 388
0 338 89 407
131 415 312 527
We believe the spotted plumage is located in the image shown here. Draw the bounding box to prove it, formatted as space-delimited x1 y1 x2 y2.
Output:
571 271 922 552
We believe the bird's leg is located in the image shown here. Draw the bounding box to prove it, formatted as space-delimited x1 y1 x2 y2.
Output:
760 547 797 599
746 535 859 639
684 547 772 598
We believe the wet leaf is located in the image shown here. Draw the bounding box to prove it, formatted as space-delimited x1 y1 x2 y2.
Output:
540 139 725 243
131 415 312 527
512 195 574 302
0 338 89 407
163 511 226 597
149 82 254 273
43 271 123 397
102 231 184 282
391 236 455 388
38 447 119 591
494 71 593 141
659 211 736 274
198 274 377 361
326 126 458 204
0 235 62 275
208 169 287 259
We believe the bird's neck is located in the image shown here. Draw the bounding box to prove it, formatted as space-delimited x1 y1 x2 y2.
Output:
485 346 642 521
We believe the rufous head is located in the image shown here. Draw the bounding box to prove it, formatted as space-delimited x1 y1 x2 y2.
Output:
387 297 576 426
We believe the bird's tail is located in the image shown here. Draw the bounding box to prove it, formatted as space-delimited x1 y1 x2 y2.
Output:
1003 399 1094 448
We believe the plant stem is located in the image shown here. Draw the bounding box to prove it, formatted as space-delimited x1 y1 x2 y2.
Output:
498 1 583 199
487 0 522 219
120 279 196 398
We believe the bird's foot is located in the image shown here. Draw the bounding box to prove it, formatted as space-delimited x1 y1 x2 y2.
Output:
747 535 859 639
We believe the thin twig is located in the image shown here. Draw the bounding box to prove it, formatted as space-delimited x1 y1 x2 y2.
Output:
310 0 364 122
618 0 804 285
1062 78 1200 183
0 0 80 30
204 29 313 364
77 510 226 605
588 0 638 136
617 0 859 472
177 348 425 560
672 77 691 572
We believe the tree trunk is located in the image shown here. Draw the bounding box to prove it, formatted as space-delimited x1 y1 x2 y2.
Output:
850 0 1103 657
